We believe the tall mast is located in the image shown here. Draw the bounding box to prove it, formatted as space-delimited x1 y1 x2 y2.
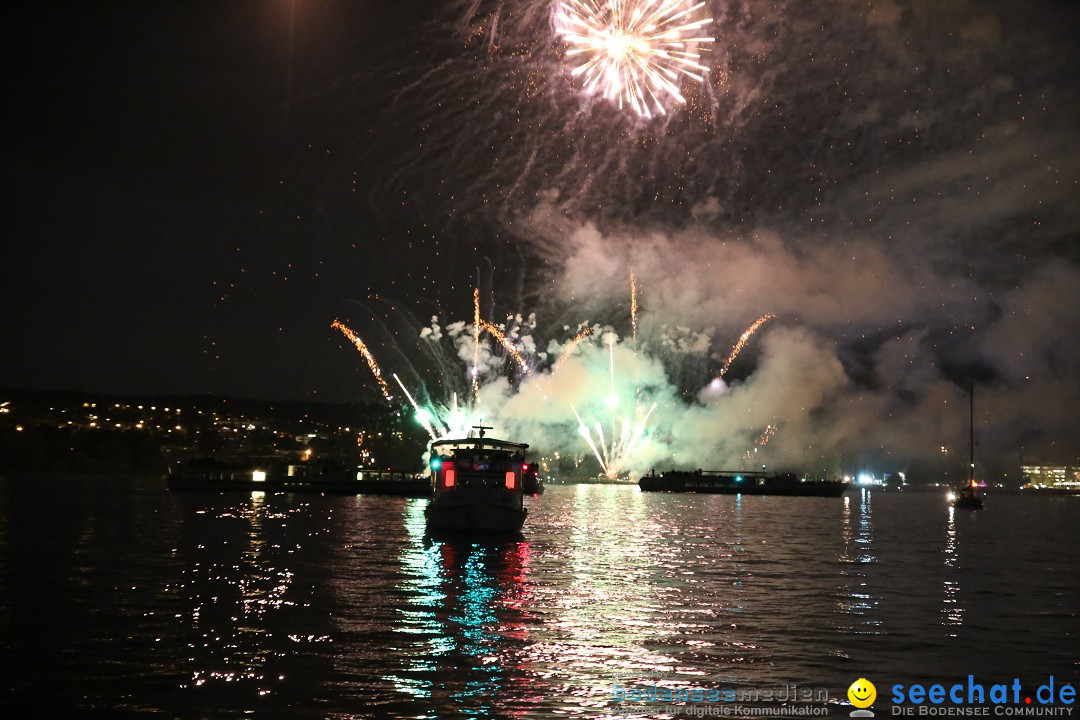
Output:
969 383 975 484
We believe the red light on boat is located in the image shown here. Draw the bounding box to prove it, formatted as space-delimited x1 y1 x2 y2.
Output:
505 471 516 490
444 468 456 488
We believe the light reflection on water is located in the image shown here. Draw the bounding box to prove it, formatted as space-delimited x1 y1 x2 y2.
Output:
837 489 881 635
942 506 963 633
0 478 1077 718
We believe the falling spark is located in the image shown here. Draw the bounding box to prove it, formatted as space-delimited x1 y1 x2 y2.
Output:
573 405 607 471
445 392 470 438
574 403 657 480
572 332 657 479
393 373 440 441
630 268 638 343
479 320 532 375
718 313 777 378
555 0 714 118
607 333 617 405
331 319 393 402
553 326 594 374
472 287 481 403
744 423 778 463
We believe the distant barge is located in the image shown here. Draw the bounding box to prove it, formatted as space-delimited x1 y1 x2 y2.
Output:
167 467 431 497
639 470 850 497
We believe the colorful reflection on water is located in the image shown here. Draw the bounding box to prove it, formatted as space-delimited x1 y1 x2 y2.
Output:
0 478 1077 718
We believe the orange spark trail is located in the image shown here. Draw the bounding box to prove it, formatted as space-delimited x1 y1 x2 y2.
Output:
719 313 778 378
331 319 393 402
630 268 638 343
480 320 531 375
553 327 594 374
472 287 480 403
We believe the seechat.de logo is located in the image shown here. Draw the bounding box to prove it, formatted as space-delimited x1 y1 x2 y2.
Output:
849 678 878 717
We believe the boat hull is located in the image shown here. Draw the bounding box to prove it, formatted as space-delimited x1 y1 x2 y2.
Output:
952 490 984 509
640 472 849 497
425 502 527 533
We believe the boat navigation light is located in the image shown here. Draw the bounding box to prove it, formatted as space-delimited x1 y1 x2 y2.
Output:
431 457 442 471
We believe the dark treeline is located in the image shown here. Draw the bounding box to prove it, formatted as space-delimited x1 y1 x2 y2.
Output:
0 387 429 473
0 426 162 473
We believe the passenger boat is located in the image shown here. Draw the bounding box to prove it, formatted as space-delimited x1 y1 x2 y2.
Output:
167 459 430 496
426 426 530 533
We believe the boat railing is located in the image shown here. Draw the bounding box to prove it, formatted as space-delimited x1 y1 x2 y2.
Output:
176 469 258 482
357 470 422 483
663 469 799 480
176 468 426 483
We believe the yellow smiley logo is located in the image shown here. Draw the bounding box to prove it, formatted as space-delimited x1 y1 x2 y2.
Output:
848 678 877 709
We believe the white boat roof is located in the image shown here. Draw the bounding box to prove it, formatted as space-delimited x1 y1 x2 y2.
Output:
430 436 529 454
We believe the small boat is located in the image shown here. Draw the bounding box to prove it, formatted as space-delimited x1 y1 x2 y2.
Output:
951 482 984 509
521 462 544 495
951 384 985 510
425 426 530 533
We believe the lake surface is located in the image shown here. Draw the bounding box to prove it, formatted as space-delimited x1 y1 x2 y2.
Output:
0 477 1076 718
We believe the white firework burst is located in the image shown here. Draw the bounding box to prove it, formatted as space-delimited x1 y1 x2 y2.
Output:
554 0 714 118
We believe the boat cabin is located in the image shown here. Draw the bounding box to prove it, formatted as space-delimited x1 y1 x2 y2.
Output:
430 436 529 495
426 428 532 533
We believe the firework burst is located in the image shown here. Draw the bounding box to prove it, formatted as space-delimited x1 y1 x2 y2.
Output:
332 284 790 478
571 333 657 479
555 0 714 118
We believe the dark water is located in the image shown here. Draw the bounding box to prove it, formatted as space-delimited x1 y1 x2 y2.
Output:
0 477 1076 718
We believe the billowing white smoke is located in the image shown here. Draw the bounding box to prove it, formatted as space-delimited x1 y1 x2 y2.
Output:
493 206 1080 479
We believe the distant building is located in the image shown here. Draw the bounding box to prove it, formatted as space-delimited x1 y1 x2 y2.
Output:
1021 465 1080 490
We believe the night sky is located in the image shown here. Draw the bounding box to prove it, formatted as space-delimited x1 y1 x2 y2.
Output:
4 1 1079 470
6 2 418 399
